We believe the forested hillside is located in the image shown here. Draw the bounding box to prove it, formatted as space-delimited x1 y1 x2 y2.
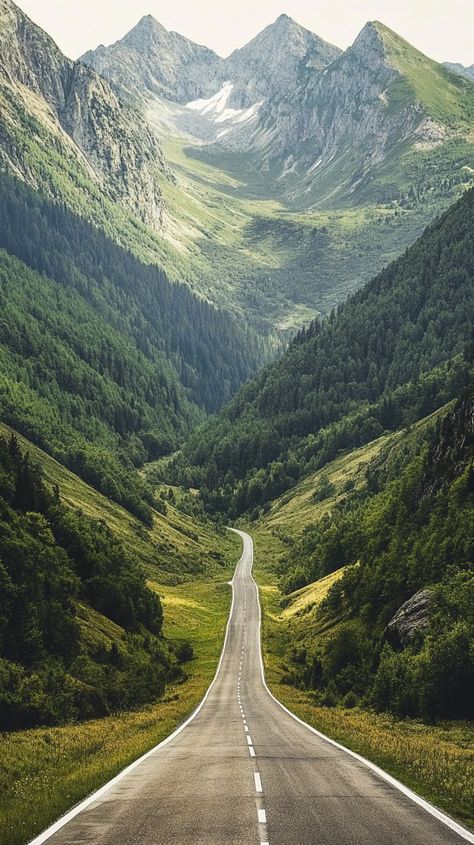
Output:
174 188 474 515
0 433 177 730
274 390 473 721
0 174 268 520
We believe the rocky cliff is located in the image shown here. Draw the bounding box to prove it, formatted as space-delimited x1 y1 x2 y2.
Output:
0 0 167 228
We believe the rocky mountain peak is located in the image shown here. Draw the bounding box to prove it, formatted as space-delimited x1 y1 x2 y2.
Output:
122 13 187 51
0 0 167 229
223 14 340 108
345 20 389 64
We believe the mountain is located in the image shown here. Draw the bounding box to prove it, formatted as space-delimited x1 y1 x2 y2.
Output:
444 62 474 81
80 13 474 337
82 14 341 140
0 171 268 521
81 14 222 106
227 21 474 205
0 0 167 229
173 187 474 515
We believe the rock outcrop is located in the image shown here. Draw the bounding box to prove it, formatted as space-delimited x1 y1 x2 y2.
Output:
386 589 432 649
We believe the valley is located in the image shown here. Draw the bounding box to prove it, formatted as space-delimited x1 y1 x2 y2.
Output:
0 1 472 842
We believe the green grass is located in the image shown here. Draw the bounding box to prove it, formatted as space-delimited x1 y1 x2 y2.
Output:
255 553 474 829
0 422 234 583
375 22 474 128
159 134 474 335
0 539 241 845
0 420 243 844
249 405 474 828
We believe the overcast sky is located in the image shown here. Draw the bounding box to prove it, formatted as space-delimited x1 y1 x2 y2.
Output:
15 0 474 65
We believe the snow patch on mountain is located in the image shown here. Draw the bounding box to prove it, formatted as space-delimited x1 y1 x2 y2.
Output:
186 81 263 140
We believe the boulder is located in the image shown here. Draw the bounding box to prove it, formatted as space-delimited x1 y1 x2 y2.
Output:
385 589 432 649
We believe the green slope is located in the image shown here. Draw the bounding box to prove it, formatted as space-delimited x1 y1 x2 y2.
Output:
375 21 474 128
0 419 238 728
252 397 473 826
174 188 474 516
0 172 271 521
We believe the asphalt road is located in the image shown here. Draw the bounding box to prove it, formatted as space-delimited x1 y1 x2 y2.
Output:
33 529 473 845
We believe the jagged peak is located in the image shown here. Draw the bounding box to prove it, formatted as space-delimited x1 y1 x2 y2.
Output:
122 13 168 43
229 12 339 62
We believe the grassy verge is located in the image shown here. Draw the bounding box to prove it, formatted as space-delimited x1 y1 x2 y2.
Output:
254 540 474 829
0 533 241 845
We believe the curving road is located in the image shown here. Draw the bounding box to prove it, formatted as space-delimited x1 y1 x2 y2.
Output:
31 530 473 845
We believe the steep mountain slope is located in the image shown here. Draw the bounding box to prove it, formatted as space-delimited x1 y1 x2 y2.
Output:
0 0 167 229
254 391 473 721
174 188 474 514
81 14 222 106
82 14 341 143
0 172 267 520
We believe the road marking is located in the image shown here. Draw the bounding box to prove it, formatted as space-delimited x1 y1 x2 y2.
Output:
258 809 267 824
29 542 242 845
247 735 253 745
254 772 262 793
249 746 255 757
238 527 474 845
245 725 249 732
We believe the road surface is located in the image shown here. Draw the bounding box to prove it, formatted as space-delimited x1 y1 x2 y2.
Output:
32 530 473 845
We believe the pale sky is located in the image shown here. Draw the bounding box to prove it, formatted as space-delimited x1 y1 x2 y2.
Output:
14 0 474 65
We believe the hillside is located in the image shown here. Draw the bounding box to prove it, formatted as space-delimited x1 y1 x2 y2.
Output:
0 172 270 520
0 419 237 732
174 187 474 515
253 391 473 722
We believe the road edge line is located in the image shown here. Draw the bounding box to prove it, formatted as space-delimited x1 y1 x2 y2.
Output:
245 529 474 845
28 547 240 845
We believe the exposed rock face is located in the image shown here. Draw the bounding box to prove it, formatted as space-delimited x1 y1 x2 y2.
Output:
81 15 222 106
82 14 340 110
421 389 474 500
386 589 432 649
223 14 341 110
228 23 425 191
0 0 167 228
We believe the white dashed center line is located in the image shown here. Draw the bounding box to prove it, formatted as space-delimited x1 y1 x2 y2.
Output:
247 735 253 745
249 746 255 757
258 809 267 824
254 772 262 793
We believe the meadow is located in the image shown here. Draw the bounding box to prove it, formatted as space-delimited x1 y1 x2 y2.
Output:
0 546 239 845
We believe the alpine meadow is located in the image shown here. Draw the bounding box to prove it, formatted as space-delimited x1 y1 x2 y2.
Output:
0 1 472 844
